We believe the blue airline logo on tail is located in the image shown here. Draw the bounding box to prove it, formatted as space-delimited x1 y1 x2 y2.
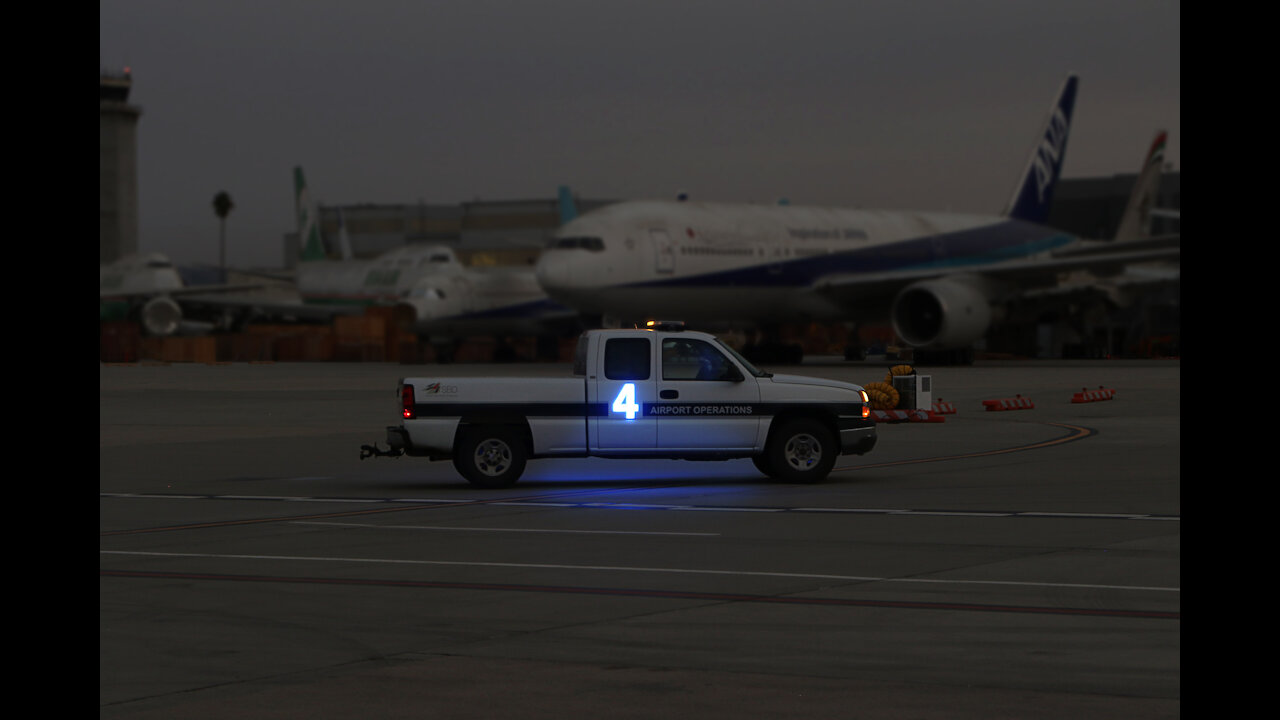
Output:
1032 107 1071 203
1006 75 1077 225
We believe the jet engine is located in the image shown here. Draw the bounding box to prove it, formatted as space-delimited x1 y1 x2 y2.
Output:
139 296 183 337
394 279 468 336
891 276 992 348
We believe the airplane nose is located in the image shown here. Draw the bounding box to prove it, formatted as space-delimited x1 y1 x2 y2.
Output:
535 255 566 290
395 296 456 333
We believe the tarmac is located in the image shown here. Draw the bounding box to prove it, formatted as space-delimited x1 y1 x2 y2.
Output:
101 358 1180 719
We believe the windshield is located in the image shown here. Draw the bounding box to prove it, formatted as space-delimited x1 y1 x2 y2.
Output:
716 338 771 378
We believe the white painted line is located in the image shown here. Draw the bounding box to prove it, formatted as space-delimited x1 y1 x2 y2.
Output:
281 497 383 503
1019 512 1148 519
98 493 1180 521
292 521 719 536
793 508 902 514
100 493 207 499
219 495 312 501
671 506 783 512
100 550 1180 593
902 511 1013 517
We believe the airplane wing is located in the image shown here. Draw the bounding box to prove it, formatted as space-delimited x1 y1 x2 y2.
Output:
810 235 1180 300
166 291 362 322
98 281 268 301
102 283 362 336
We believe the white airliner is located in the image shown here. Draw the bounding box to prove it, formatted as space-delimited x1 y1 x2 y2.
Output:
291 168 579 355
533 75 1179 362
97 252 328 336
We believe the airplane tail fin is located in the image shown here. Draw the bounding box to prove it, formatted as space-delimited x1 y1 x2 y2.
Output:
1003 75 1078 225
1111 130 1167 242
295 166 328 261
557 185 578 224
336 206 354 260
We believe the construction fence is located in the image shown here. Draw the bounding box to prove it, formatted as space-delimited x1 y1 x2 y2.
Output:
99 308 576 365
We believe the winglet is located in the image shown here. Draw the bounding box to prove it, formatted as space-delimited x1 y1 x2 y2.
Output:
1003 75 1078 225
557 185 578 224
1112 130 1168 242
295 166 328 261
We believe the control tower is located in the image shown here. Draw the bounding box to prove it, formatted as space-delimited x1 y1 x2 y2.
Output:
100 68 142 264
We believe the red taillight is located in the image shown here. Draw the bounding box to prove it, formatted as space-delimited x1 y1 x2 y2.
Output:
402 384 415 419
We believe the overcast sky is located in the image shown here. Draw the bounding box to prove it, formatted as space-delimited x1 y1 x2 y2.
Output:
100 1 1180 268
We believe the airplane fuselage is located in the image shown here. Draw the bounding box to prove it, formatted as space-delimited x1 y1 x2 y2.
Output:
535 200 1075 323
295 245 466 307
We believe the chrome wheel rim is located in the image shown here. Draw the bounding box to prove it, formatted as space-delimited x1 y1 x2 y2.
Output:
783 433 822 471
474 439 512 477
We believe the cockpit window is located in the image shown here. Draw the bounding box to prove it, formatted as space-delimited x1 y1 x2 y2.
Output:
554 237 605 251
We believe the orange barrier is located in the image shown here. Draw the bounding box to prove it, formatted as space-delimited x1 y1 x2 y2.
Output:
982 395 1035 411
871 409 946 423
1072 387 1117 403
931 399 957 414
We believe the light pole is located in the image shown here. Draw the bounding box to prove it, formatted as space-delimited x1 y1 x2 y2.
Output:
213 191 234 282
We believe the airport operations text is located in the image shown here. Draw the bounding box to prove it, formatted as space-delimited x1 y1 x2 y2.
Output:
648 404 755 416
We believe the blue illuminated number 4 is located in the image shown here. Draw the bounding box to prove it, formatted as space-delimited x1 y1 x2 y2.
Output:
612 383 640 420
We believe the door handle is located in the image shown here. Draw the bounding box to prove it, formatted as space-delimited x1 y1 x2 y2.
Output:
660 389 679 399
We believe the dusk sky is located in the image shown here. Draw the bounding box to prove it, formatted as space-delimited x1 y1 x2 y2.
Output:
100 1 1180 269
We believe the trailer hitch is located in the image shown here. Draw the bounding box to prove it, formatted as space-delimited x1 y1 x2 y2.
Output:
360 442 404 460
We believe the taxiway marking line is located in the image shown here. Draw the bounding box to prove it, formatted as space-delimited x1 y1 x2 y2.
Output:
292 521 718 536
100 550 1178 593
100 493 1179 522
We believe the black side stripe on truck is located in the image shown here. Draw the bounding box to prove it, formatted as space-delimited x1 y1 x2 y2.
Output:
410 402 867 418
412 403 611 417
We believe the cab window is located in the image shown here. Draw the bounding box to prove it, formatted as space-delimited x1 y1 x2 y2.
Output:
662 338 739 381
604 338 651 380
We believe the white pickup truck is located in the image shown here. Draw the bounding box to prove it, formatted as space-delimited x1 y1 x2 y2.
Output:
366 322 877 487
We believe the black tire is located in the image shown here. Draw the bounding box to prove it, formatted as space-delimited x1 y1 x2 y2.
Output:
453 426 527 488
765 418 837 483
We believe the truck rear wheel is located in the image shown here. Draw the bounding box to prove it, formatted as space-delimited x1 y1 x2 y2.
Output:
454 426 527 488
765 418 836 483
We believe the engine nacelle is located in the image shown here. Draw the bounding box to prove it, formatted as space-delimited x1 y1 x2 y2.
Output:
139 296 183 337
891 277 992 348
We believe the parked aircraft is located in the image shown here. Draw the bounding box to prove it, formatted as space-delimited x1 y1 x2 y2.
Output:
292 169 579 358
533 75 1179 362
98 252 339 336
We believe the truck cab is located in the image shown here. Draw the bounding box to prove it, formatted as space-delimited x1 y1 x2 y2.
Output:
577 324 765 454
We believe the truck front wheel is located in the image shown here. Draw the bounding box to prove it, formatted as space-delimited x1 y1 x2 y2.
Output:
766 418 837 483
454 426 527 488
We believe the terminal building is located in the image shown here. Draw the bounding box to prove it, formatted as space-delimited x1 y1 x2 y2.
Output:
1050 172 1180 241
286 194 616 269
